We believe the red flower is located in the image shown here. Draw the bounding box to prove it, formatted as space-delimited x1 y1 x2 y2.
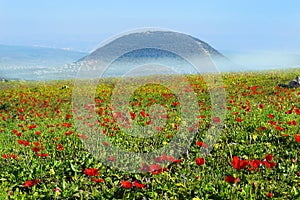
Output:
196 158 205 166
57 143 63 151
134 180 145 189
91 178 104 183
265 154 273 162
109 156 115 162
295 134 300 143
84 168 99 176
258 103 264 109
267 192 273 198
285 109 292 114
23 179 40 187
2 154 9 159
23 180 34 187
249 159 262 171
149 164 162 175
231 156 249 170
28 124 37 130
121 180 132 189
263 161 276 169
287 120 297 126
275 126 284 131
37 153 49 158
236 117 243 122
267 114 274 118
212 116 221 124
32 147 40 152
62 122 72 128
196 141 208 148
225 175 240 184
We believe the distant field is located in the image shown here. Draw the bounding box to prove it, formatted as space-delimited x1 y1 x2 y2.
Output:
0 68 299 199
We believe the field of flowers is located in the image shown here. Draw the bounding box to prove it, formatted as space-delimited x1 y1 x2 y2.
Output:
0 69 299 199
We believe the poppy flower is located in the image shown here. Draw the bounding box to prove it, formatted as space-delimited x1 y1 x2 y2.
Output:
84 168 99 176
267 192 273 198
249 159 262 171
37 153 49 158
134 180 145 188
231 156 249 170
149 164 162 175
2 154 9 159
23 179 40 187
196 158 205 166
225 175 240 184
91 178 104 183
121 180 132 189
267 114 274 118
295 134 300 143
57 143 63 151
196 141 208 148
236 117 243 122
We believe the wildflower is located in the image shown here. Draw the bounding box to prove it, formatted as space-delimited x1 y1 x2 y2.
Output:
84 168 99 176
196 141 208 148
91 178 104 183
295 134 300 143
225 175 240 184
134 180 145 188
196 158 205 166
121 180 132 189
231 156 249 170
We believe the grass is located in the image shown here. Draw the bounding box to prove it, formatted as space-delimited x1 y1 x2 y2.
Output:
0 68 299 199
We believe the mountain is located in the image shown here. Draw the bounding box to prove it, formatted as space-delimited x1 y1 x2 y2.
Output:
80 31 227 61
77 30 234 76
0 44 87 68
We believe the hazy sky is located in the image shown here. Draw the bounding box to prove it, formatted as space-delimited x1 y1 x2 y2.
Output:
1 0 300 52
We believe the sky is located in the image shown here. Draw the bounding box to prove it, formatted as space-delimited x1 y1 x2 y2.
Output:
1 0 300 53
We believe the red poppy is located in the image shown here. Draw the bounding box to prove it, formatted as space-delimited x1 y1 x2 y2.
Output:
196 158 205 166
134 180 145 188
23 179 41 187
287 120 297 126
91 178 104 183
109 156 115 162
2 154 9 159
28 124 37 130
231 156 249 170
37 153 49 158
62 122 72 128
84 168 99 176
262 154 276 169
267 114 274 118
149 163 162 175
249 159 261 171
267 192 273 198
212 116 221 124
295 134 300 143
196 141 208 148
57 143 63 151
265 154 273 162
121 180 132 189
275 126 284 131
236 117 243 122
32 147 40 153
285 109 292 114
225 175 240 184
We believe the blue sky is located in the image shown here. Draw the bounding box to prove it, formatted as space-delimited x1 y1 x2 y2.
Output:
1 0 300 52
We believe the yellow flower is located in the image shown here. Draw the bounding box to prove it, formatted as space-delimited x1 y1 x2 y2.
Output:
50 168 55 175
